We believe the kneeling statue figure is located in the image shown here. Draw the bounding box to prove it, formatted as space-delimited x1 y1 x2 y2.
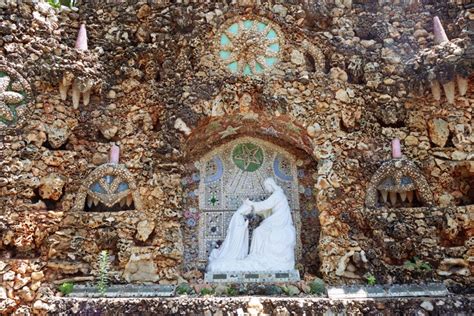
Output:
207 177 296 272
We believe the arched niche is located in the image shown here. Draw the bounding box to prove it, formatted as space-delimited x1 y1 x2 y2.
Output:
181 127 319 276
72 163 142 212
365 158 434 209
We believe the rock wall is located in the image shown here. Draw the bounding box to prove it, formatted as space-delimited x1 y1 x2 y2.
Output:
0 0 472 313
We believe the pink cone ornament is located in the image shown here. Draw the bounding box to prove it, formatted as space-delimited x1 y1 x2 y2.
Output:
391 138 402 159
109 144 120 164
75 24 88 51
433 17 449 44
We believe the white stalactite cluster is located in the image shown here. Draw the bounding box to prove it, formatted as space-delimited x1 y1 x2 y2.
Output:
430 75 468 104
86 191 134 209
378 188 419 207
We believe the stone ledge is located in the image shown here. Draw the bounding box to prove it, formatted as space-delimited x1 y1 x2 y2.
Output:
327 283 448 299
46 295 474 315
69 284 175 298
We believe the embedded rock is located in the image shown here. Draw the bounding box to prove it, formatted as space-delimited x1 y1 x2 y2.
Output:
46 120 70 149
437 258 470 276
38 173 66 201
335 89 349 103
123 248 159 283
136 220 155 242
428 119 449 147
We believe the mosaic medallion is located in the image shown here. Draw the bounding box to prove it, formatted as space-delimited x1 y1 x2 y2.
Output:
232 142 264 172
217 16 284 76
0 64 33 129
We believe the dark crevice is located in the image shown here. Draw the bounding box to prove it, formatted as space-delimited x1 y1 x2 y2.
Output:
42 140 68 151
377 119 406 129
304 53 316 73
0 245 41 259
31 188 63 211
445 132 455 148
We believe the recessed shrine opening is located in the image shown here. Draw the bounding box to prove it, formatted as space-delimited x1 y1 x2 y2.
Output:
182 135 319 277
375 176 424 208
72 145 143 213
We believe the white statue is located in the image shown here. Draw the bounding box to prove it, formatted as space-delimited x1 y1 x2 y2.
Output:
207 178 296 272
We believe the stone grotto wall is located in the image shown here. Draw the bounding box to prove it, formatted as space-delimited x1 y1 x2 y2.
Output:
0 0 472 314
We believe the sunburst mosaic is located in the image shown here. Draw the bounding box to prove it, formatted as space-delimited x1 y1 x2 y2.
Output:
217 16 284 76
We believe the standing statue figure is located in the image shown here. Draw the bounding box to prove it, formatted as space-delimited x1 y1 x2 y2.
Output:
207 178 296 272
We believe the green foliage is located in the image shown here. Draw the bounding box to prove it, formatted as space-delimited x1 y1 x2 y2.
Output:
58 282 74 295
226 286 239 296
47 0 76 9
309 278 326 295
176 283 194 295
96 250 110 296
280 284 299 296
404 257 432 272
199 287 215 296
264 285 283 296
365 273 377 286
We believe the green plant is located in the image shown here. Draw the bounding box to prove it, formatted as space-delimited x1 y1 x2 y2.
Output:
96 250 110 295
47 0 76 9
226 286 239 296
309 278 326 295
58 282 74 295
280 284 300 296
404 257 432 272
176 283 194 295
199 287 215 296
365 273 377 286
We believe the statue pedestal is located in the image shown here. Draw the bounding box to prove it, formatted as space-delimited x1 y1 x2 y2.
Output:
204 270 300 283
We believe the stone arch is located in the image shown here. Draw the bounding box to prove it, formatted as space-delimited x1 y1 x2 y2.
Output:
184 112 313 160
365 158 434 209
181 113 320 276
